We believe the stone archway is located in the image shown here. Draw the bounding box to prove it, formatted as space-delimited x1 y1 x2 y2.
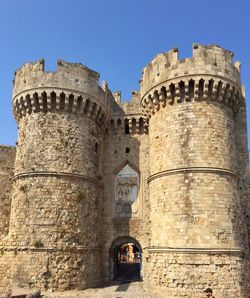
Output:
109 236 142 281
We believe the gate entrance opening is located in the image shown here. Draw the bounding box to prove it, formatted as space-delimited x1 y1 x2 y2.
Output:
110 237 142 282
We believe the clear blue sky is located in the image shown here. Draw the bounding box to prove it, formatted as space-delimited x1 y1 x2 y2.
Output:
0 0 250 146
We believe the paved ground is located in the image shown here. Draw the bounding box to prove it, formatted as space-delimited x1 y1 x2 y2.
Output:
42 282 160 298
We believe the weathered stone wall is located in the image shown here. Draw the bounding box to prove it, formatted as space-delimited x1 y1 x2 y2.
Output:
0 60 111 290
101 94 150 280
234 100 250 249
143 251 249 298
141 44 249 297
5 115 104 289
0 146 15 239
148 102 244 248
241 186 250 261
0 248 102 290
0 146 15 291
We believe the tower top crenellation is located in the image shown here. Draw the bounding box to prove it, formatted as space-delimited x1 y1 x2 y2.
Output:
13 59 101 99
140 44 241 98
12 59 111 126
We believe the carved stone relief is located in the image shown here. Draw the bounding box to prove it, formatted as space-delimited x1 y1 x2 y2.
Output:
115 164 139 217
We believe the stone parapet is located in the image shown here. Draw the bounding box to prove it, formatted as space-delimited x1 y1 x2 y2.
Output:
107 115 149 134
140 44 243 115
107 90 149 134
12 60 111 127
141 76 243 115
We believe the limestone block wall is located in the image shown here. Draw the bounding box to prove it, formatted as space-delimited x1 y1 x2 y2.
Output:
141 44 249 297
0 146 16 239
240 170 250 251
234 100 250 249
0 60 111 290
148 102 244 248
101 95 150 280
144 252 248 298
9 114 102 246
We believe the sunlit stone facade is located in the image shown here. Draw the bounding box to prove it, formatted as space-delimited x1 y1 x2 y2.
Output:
0 44 249 297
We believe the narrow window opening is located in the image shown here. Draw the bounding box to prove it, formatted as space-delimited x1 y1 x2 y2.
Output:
117 119 122 133
160 86 167 106
50 91 56 110
60 92 65 110
139 118 144 134
84 99 90 114
125 147 130 153
189 79 195 99
25 94 31 113
216 81 223 98
32 92 39 112
169 83 175 103
110 119 115 133
132 118 137 134
208 79 214 99
124 119 129 134
91 102 97 117
223 84 230 104
42 91 47 111
68 94 74 112
198 79 205 99
95 142 99 153
179 81 185 101
76 96 83 114
228 87 235 107
19 97 24 111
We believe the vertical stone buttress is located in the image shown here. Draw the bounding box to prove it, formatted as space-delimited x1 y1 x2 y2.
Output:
5 60 110 290
141 45 249 297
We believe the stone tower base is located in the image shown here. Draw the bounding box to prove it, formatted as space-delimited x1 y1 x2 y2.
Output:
0 247 102 291
143 249 250 298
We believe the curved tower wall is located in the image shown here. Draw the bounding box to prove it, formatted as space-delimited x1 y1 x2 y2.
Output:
0 146 15 239
141 45 249 297
6 60 110 290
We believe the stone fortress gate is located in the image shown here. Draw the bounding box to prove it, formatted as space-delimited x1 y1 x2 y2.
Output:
0 44 249 297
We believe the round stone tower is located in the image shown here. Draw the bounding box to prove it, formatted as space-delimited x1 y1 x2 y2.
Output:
7 60 110 290
141 44 249 297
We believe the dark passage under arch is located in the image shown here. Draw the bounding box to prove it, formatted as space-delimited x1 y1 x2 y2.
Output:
110 236 142 282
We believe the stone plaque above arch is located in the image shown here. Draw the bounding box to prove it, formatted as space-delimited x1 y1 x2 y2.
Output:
115 164 139 217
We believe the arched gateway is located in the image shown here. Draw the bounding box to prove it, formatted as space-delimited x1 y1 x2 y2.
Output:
110 236 142 281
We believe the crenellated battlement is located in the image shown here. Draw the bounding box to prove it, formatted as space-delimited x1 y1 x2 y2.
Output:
192 44 234 61
140 44 244 115
12 60 111 126
107 90 149 134
107 115 148 134
141 76 243 115
13 59 100 96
